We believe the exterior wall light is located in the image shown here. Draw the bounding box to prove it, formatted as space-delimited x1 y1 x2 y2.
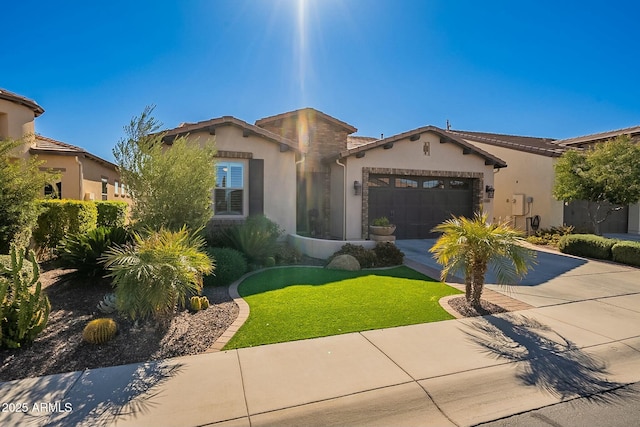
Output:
354 180 362 195
485 185 495 199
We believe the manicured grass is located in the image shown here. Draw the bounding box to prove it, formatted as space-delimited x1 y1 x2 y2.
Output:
224 266 461 349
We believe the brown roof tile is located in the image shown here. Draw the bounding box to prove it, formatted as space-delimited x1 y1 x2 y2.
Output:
554 125 640 147
449 130 564 157
163 116 303 153
0 88 45 117
256 107 358 134
30 135 117 169
328 125 507 168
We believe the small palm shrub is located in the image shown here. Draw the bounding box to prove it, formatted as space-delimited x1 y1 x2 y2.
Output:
204 247 248 286
558 234 617 260
373 242 405 267
611 241 640 267
219 215 283 265
58 226 132 278
0 247 51 349
102 227 213 324
329 244 377 268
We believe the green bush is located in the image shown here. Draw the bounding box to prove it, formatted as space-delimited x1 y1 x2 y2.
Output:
102 227 213 324
558 234 617 260
526 225 574 247
373 242 404 267
33 200 98 253
95 201 128 228
329 244 377 268
612 241 640 267
274 243 302 265
0 254 34 280
204 247 248 287
219 215 282 265
58 226 132 278
0 247 51 349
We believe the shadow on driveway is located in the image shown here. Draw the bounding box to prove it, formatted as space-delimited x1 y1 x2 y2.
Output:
463 314 635 403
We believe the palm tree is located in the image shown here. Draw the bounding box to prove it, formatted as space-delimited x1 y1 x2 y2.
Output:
429 212 536 309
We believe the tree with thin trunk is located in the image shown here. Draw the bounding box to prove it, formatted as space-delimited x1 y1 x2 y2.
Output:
429 212 536 308
553 136 640 235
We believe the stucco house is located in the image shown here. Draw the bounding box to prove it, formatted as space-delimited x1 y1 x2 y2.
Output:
164 108 506 256
453 127 640 235
0 88 128 203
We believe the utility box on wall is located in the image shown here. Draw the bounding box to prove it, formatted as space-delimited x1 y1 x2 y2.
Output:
512 194 525 216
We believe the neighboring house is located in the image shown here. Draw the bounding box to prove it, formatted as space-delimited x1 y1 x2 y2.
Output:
456 127 640 235
0 88 127 204
164 108 506 240
555 126 640 234
448 130 565 232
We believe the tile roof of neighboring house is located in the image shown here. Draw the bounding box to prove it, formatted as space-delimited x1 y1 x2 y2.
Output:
0 88 45 117
30 135 117 169
347 135 378 150
554 125 640 147
255 107 358 134
448 130 564 157
0 88 44 117
163 116 303 153
328 125 507 168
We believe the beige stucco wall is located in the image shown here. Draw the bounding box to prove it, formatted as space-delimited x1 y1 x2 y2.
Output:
185 126 298 235
0 98 36 157
35 153 129 204
333 131 496 239
462 140 564 231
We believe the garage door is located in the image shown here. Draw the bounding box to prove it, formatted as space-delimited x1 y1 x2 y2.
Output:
368 175 474 239
563 200 628 234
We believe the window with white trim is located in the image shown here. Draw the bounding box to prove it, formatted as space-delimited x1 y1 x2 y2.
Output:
101 177 108 200
214 162 244 215
114 181 119 196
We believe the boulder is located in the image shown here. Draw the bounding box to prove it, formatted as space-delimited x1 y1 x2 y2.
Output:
326 254 361 271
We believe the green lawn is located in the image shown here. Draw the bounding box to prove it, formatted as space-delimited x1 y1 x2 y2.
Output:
223 266 461 349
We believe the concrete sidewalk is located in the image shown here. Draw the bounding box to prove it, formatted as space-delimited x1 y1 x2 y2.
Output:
2 247 640 426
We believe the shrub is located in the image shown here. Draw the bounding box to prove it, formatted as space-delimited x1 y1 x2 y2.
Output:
612 241 640 267
0 254 34 280
82 318 117 344
219 215 282 265
558 234 617 260
274 243 302 265
329 244 377 268
372 216 391 227
95 201 128 228
373 242 405 267
204 247 248 287
58 226 132 278
33 200 98 254
526 225 574 247
102 227 213 324
0 247 51 349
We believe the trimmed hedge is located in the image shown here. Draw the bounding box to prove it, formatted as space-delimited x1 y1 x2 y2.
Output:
612 241 640 267
558 234 617 260
33 200 98 252
95 201 128 228
204 247 248 287
327 242 405 268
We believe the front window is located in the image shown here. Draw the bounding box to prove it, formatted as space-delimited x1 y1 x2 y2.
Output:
215 162 244 215
101 177 108 200
44 182 62 199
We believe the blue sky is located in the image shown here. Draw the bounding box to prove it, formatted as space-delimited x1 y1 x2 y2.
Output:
3 0 639 162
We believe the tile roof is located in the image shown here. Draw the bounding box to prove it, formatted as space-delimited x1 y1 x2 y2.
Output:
256 107 358 134
554 125 640 147
30 135 117 168
0 88 45 117
328 125 507 168
448 130 564 157
347 135 378 150
163 116 303 153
